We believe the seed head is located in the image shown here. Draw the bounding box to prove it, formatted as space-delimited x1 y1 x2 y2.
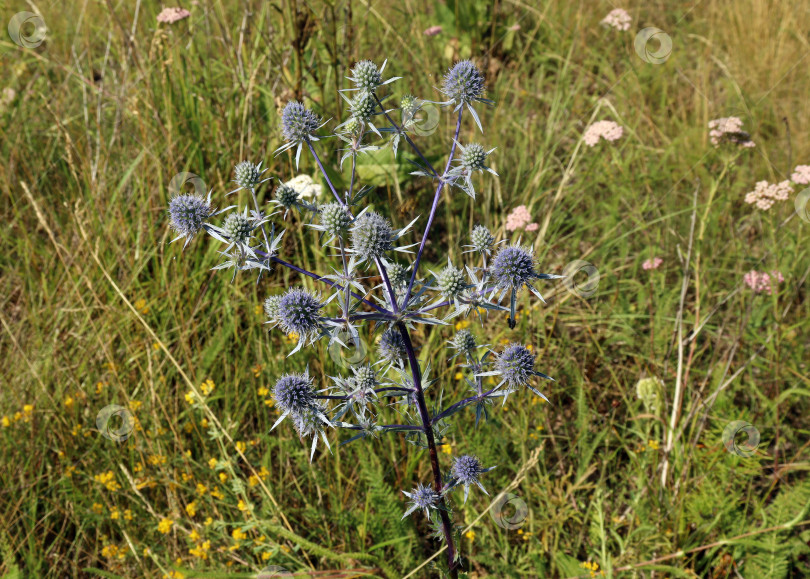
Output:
437 264 467 300
277 288 324 338
351 211 395 262
233 161 262 190
378 327 406 362
442 60 486 104
470 224 494 253
451 329 476 355
495 343 536 388
281 100 321 143
222 211 253 245
168 194 212 240
460 143 487 170
491 245 537 290
273 373 316 416
275 183 300 209
452 454 483 484
350 60 382 93
319 202 353 237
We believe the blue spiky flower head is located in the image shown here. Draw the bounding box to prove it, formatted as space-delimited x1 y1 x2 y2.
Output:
280 100 321 143
168 193 213 247
449 454 495 503
442 60 485 104
272 372 316 416
222 210 253 245
495 343 535 388
277 287 323 340
378 327 406 363
351 211 395 263
401 482 440 519
491 245 537 290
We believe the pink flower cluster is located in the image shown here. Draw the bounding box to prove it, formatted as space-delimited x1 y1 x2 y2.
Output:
744 180 793 211
642 257 663 270
505 205 538 232
708 117 755 148
790 165 810 185
584 120 623 147
157 7 191 24
743 270 784 295
424 26 442 37
601 9 632 31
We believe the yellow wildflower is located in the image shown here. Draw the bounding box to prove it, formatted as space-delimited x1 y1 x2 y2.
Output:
157 518 173 534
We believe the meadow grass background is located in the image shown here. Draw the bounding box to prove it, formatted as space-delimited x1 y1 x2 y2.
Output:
2 0 810 577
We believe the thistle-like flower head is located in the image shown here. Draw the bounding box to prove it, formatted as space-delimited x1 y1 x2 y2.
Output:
495 343 536 388
387 262 409 287
449 454 495 503
450 329 477 356
349 92 377 121
401 482 440 519
222 211 253 246
378 327 406 363
351 211 395 263
400 94 418 117
233 161 263 190
281 100 321 144
319 202 353 238
442 60 486 104
469 224 495 254
350 60 382 92
491 245 537 290
277 287 324 340
291 402 328 438
275 183 300 209
351 365 379 391
273 372 316 416
436 263 467 300
168 193 213 246
461 143 487 171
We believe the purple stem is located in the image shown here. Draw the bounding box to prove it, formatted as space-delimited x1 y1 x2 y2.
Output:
305 138 346 208
404 109 464 306
397 322 458 576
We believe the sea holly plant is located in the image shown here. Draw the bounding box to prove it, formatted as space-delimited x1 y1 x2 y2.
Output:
166 59 562 578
